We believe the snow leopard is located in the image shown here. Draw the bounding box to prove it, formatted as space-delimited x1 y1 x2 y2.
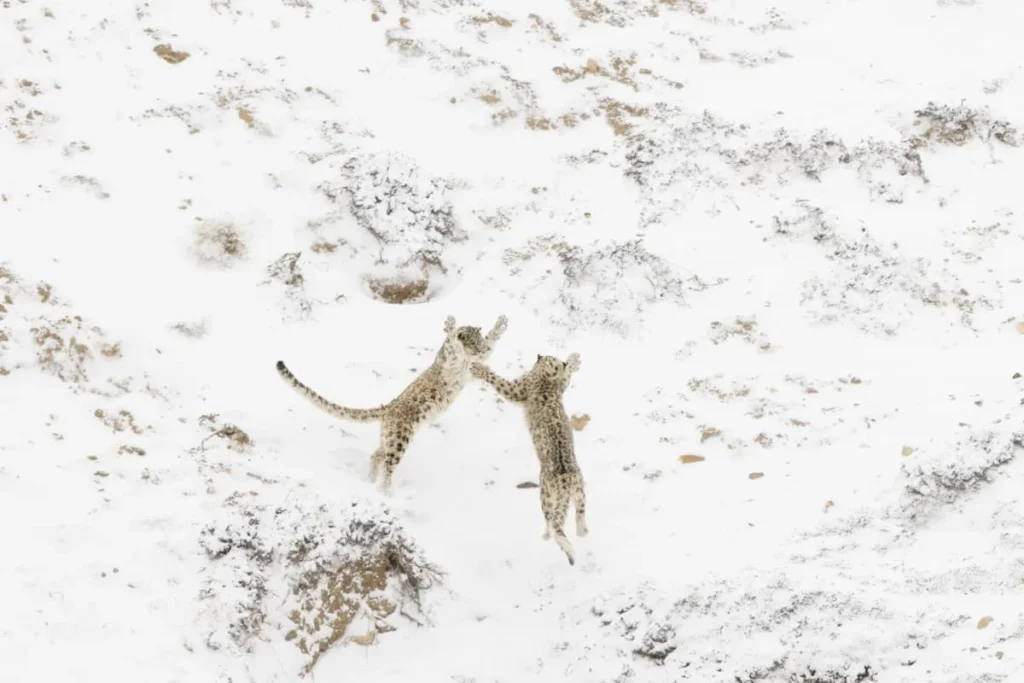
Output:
277 314 507 491
471 352 587 565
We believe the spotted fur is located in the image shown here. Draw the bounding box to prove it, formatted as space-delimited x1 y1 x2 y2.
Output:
471 352 586 566
277 314 508 491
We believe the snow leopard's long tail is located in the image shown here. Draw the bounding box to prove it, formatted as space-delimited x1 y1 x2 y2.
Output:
276 360 386 423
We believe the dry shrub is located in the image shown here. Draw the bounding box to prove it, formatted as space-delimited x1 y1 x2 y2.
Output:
265 252 304 289
287 554 394 673
366 276 430 304
503 236 716 336
1 265 120 390
94 408 147 435
310 240 339 254
100 342 122 358
901 430 1021 519
700 426 722 442
192 219 247 268
32 317 92 383
911 101 1019 148
198 498 443 676
171 319 207 338
321 151 465 271
469 13 513 27
198 413 253 453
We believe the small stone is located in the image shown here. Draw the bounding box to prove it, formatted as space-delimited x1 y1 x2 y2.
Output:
585 58 600 73
153 44 190 64
978 616 994 629
350 631 376 646
902 446 914 457
748 472 764 480
516 481 539 489
679 454 705 464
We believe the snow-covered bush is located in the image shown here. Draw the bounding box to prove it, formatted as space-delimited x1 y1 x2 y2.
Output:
0 264 122 391
198 495 443 675
502 236 720 336
911 101 1019 148
321 151 467 271
901 430 1021 518
191 218 248 269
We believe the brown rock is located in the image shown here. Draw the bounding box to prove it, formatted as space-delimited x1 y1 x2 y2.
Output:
570 413 591 431
154 44 190 64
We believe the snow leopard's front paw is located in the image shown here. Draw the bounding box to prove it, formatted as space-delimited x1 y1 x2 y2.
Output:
565 353 582 374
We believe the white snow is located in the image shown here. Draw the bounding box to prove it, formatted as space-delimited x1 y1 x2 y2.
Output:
2 0 1023 681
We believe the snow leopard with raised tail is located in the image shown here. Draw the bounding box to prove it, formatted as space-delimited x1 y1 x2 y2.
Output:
277 314 508 492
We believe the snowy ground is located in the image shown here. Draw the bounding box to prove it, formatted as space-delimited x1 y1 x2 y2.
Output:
2 0 1024 681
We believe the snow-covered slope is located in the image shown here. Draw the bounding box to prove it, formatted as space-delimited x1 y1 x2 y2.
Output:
2 0 1023 681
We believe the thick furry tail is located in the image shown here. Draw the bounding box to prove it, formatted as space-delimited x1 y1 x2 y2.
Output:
276 360 386 423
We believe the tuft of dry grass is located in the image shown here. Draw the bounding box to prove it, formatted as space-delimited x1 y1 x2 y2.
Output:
470 13 513 27
199 413 253 453
600 99 648 136
95 408 147 435
310 240 339 254
37 282 53 303
528 13 562 41
366 277 430 304
172 319 207 338
154 44 190 64
237 107 255 128
100 342 122 358
699 425 722 443
265 252 304 288
192 219 247 268
32 319 91 384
